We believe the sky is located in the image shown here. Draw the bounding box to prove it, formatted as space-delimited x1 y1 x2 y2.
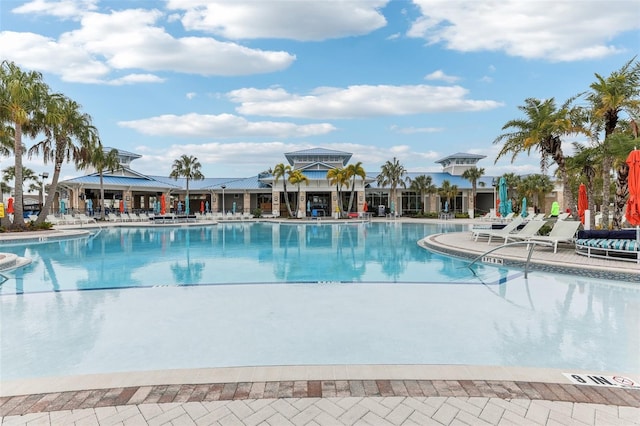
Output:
1 0 639 183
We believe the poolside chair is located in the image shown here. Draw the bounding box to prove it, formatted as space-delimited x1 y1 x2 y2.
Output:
46 214 63 225
75 213 97 224
557 212 570 221
500 212 515 222
498 219 546 244
526 220 582 253
472 216 523 242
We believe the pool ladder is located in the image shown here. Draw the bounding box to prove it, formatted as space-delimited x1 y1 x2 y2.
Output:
466 240 553 279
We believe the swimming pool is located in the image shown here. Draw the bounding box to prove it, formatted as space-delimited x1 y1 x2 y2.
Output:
1 222 638 380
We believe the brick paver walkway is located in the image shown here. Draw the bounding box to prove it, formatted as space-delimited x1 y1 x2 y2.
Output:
2 380 639 425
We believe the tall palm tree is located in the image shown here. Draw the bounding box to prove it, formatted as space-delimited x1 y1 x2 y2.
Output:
273 163 294 217
288 169 309 217
585 58 640 228
376 157 409 215
327 167 348 215
409 175 436 214
29 94 99 224
461 167 485 214
0 61 50 228
77 145 122 220
494 97 585 218
170 155 204 215
345 161 366 213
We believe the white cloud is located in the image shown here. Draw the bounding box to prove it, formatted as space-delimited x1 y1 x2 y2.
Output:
0 8 296 83
408 0 639 61
12 0 98 20
108 74 165 86
186 92 197 100
166 0 389 41
424 69 460 83
228 84 503 118
118 113 336 138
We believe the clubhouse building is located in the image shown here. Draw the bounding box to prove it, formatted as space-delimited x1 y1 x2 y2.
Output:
57 147 537 218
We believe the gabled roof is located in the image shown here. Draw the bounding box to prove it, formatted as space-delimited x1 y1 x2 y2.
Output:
104 146 141 160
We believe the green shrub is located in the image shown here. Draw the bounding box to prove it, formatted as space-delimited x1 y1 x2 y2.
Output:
251 208 262 218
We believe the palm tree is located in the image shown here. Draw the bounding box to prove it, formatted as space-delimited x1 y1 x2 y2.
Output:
169 155 204 215
1 166 37 226
345 161 366 213
29 94 99 224
567 142 600 228
409 175 436 214
377 157 409 215
585 58 640 228
287 169 309 217
519 174 554 214
273 163 294 217
461 167 485 214
77 145 122 220
494 97 586 219
0 61 50 228
327 167 348 215
438 180 458 213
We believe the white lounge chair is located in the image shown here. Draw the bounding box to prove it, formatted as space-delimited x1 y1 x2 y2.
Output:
472 216 524 242
499 220 546 244
526 220 582 253
75 213 97 224
46 214 63 225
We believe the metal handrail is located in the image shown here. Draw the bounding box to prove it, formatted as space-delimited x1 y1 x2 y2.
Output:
465 240 553 279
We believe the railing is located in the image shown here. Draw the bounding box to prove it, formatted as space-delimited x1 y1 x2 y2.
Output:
465 240 553 279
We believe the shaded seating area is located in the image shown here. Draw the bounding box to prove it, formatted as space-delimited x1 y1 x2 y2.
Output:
575 229 640 263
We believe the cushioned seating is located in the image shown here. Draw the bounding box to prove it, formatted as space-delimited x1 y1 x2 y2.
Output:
575 230 640 263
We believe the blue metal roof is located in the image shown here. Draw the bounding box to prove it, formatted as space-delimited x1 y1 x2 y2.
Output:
62 175 180 188
435 152 486 164
367 172 496 190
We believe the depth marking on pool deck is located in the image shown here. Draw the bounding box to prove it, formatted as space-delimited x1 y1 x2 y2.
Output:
564 373 640 389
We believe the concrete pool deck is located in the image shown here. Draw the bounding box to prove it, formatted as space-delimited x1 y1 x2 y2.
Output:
1 218 639 425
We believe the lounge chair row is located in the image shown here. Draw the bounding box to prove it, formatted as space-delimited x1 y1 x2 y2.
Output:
472 216 582 253
46 214 97 225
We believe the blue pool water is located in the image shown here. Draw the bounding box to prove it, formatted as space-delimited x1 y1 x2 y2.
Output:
1 222 639 380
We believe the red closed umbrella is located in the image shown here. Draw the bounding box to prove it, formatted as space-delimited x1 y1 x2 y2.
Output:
119 199 124 213
200 200 205 213
363 201 368 212
626 149 640 226
7 197 14 214
160 194 166 215
577 183 588 224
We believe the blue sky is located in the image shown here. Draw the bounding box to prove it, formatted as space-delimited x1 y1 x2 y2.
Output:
1 0 639 181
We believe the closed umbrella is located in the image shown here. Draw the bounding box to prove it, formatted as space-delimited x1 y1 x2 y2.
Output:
578 183 588 224
185 195 189 214
232 201 236 214
205 200 209 213
7 197 14 214
521 197 527 217
626 149 640 226
363 201 368 212
60 199 66 214
119 199 124 213
506 199 513 215
160 194 166 215
200 200 205 213
498 177 508 217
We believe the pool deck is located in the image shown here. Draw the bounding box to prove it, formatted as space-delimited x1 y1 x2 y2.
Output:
1 218 639 425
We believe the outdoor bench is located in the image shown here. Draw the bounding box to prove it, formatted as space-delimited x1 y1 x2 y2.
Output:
575 229 640 263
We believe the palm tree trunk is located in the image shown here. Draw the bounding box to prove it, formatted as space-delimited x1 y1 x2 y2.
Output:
612 163 629 229
601 156 612 229
347 180 355 212
35 160 62 224
12 123 25 228
282 183 293 217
